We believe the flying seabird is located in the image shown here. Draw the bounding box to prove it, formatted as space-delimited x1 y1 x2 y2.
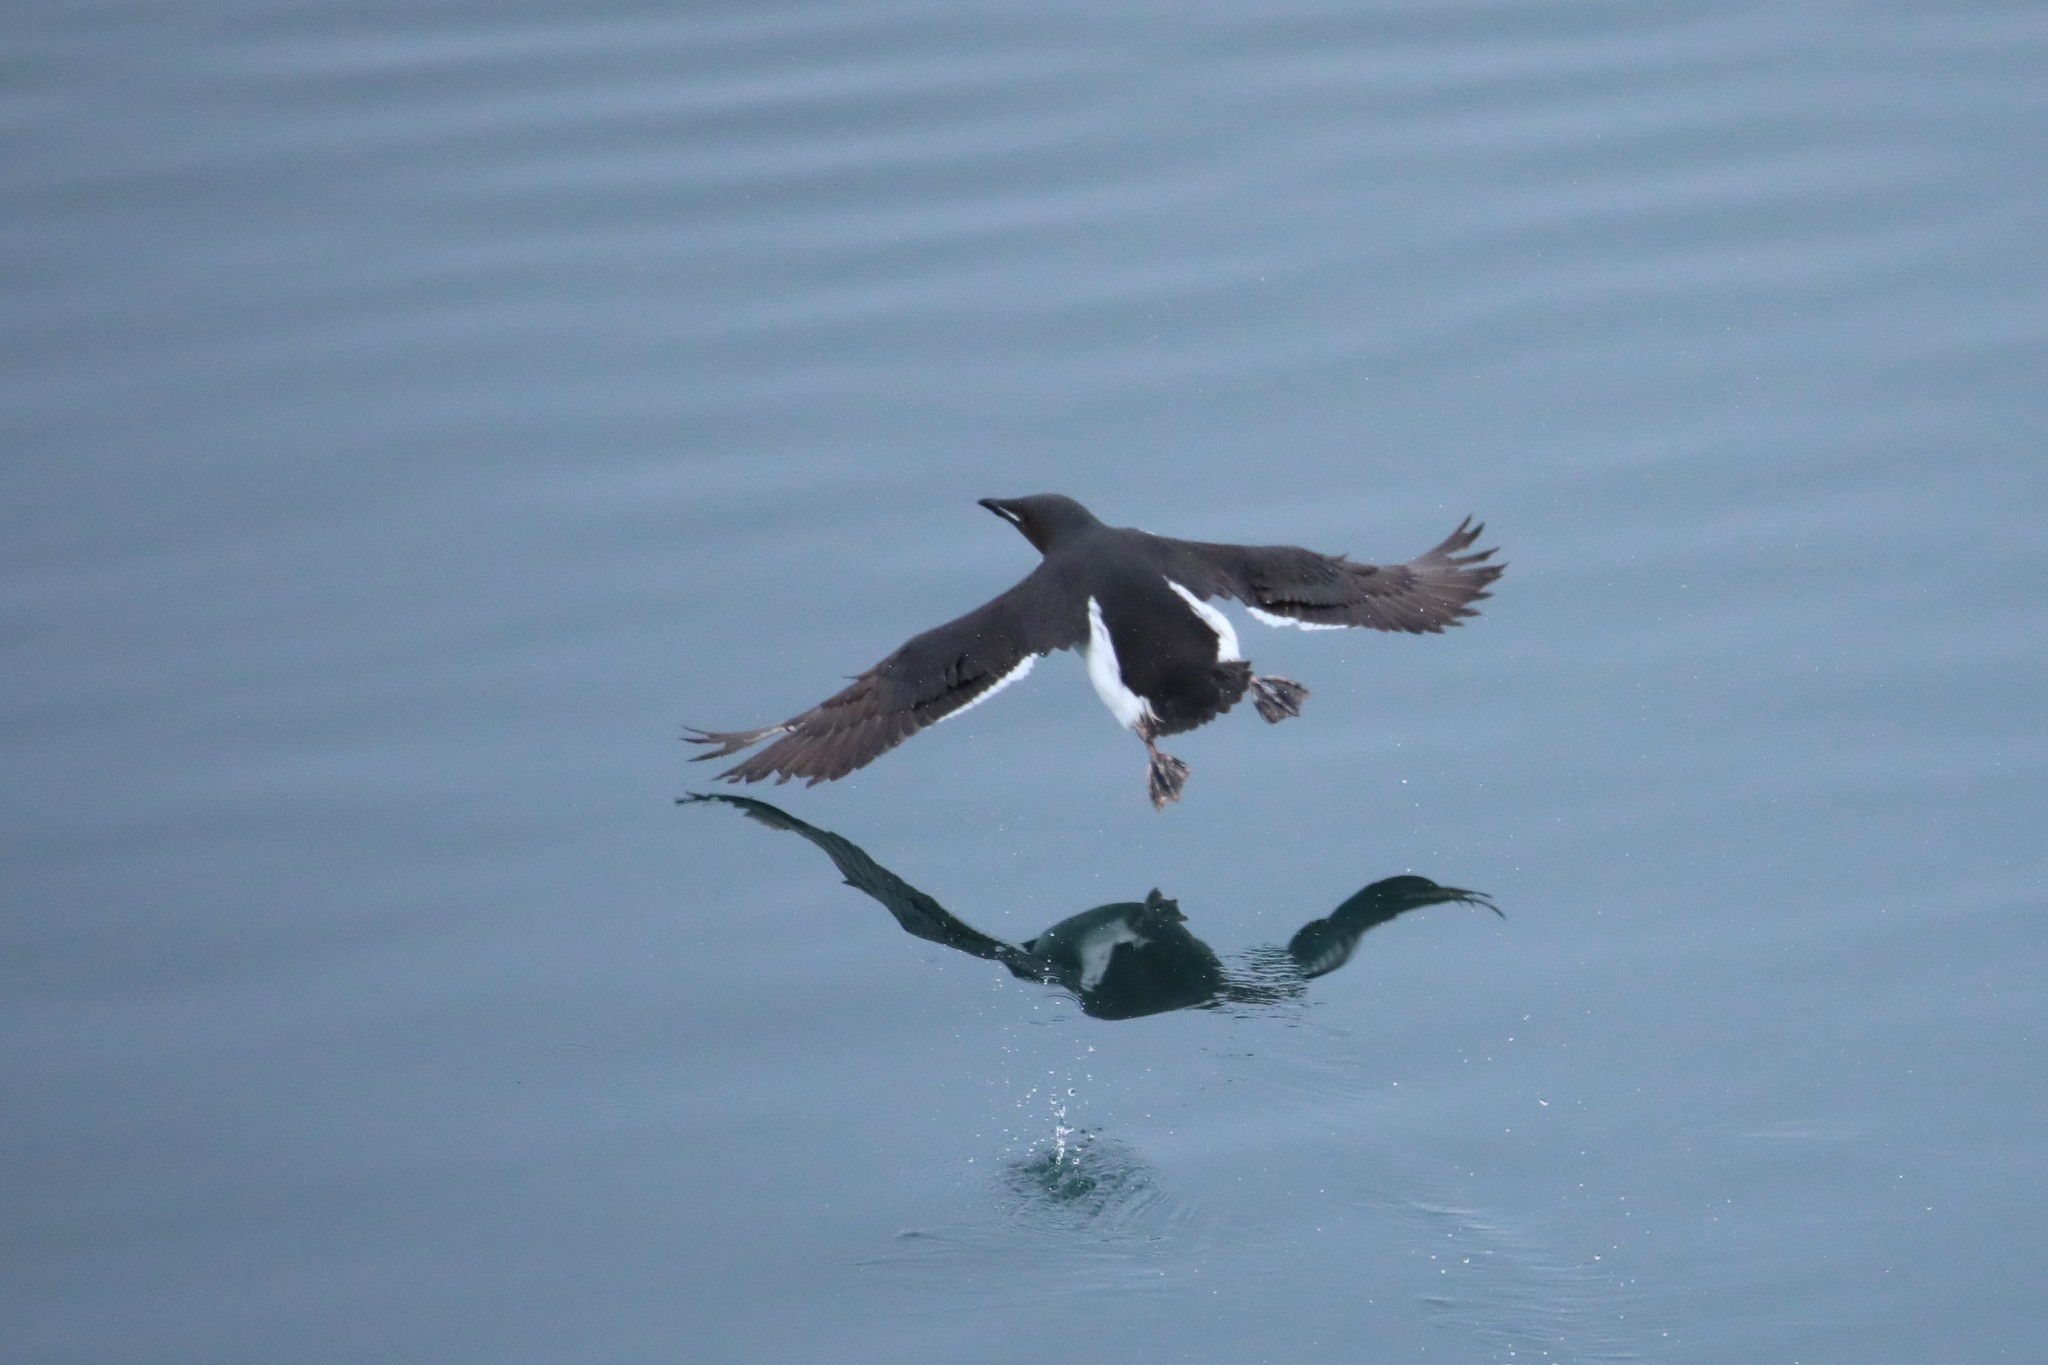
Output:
687 494 1503 807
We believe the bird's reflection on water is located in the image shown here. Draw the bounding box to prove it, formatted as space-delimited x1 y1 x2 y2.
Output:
683 793 1500 1021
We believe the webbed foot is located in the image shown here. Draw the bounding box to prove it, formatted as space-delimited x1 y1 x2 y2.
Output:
1250 675 1309 723
1144 745 1190 809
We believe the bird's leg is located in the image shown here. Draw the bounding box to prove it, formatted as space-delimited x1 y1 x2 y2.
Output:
1249 674 1310 723
1136 720 1189 809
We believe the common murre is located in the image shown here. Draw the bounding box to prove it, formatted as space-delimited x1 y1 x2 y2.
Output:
687 494 1503 807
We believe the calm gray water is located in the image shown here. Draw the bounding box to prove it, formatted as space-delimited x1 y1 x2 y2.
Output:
6 1 2046 1361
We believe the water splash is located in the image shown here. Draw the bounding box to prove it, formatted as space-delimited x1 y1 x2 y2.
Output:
998 1130 1160 1229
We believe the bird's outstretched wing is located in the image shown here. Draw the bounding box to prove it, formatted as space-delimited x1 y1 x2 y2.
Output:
685 566 1082 785
1162 517 1503 633
682 794 1057 981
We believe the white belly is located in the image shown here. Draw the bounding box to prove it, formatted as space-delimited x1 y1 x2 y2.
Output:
1084 596 1151 730
1083 582 1243 731
1165 579 1242 659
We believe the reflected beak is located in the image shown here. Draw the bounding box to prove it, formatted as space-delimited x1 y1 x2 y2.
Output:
1444 887 1504 919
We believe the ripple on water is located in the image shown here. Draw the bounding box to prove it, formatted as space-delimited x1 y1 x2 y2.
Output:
994 1130 1167 1234
861 1127 1215 1313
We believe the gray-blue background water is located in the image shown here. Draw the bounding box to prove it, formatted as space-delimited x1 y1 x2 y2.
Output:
7 1 2045 1360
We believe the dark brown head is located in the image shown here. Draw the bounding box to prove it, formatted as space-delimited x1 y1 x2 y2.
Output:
977 494 1104 554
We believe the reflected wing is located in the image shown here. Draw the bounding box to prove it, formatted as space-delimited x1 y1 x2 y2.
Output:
686 566 1081 785
1163 518 1503 634
683 794 1055 979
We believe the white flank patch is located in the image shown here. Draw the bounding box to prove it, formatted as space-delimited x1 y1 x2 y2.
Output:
937 653 1037 723
1074 918 1145 992
1084 596 1151 730
1245 603 1345 631
1165 579 1243 660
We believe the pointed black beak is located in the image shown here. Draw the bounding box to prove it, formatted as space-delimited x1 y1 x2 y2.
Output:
977 497 1019 524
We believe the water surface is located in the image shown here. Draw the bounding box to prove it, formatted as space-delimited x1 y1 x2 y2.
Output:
6 1 2047 1361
